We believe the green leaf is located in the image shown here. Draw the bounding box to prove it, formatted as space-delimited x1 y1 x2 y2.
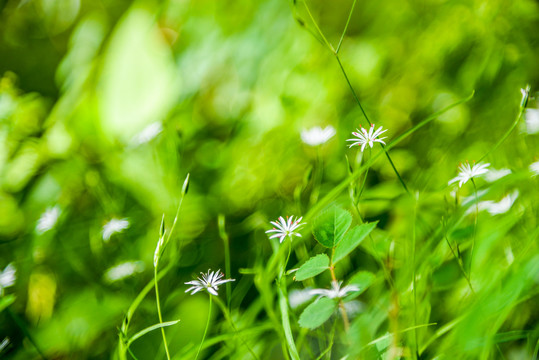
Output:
344 271 376 300
99 8 178 143
127 319 180 346
333 222 378 264
298 297 337 330
0 295 15 313
295 254 330 281
312 205 352 248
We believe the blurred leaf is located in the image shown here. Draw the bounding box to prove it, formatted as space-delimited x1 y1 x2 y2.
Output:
298 297 336 330
333 222 378 264
127 319 180 346
295 254 330 281
344 271 376 300
0 295 15 313
312 205 352 248
99 7 178 143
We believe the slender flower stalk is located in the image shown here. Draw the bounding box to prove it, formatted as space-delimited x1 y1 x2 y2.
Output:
265 216 305 243
347 124 388 152
194 294 212 360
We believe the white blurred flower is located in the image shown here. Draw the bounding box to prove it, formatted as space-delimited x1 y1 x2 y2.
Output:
130 122 163 145
484 168 511 182
343 300 364 317
467 191 519 216
185 269 235 296
530 161 539 177
524 109 539 135
265 216 305 243
0 337 9 354
301 125 336 146
102 218 130 242
309 280 359 299
104 261 145 283
36 206 60 234
448 161 490 188
0 263 16 294
347 124 387 152
288 288 315 309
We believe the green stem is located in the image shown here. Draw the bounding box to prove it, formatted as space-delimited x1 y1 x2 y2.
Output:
7 308 48 360
478 104 526 162
336 0 358 54
212 296 260 360
470 179 479 282
277 280 301 360
154 265 171 360
442 218 475 294
195 295 213 360
412 196 418 359
218 215 232 309
302 2 335 52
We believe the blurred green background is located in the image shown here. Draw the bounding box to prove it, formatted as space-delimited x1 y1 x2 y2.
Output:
1 0 539 358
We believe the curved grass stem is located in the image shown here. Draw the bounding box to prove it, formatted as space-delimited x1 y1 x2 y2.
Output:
154 265 171 360
195 295 213 360
470 179 479 283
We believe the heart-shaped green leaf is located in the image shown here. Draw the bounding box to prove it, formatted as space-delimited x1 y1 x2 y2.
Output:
295 254 330 281
298 297 337 329
333 222 378 264
312 205 352 248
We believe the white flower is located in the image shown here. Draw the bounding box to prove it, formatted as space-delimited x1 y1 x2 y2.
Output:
530 161 539 177
524 109 539 135
470 190 519 216
0 338 9 354
288 288 315 308
102 218 130 242
185 269 235 296
309 280 360 299
265 216 305 243
130 122 163 145
448 161 490 188
0 263 16 294
301 126 336 146
104 261 145 283
346 124 387 152
484 168 511 182
36 206 60 234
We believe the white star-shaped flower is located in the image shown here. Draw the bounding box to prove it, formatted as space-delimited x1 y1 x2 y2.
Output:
309 280 360 299
346 124 388 152
185 269 235 296
265 216 305 243
301 125 336 146
448 161 490 188
102 218 130 242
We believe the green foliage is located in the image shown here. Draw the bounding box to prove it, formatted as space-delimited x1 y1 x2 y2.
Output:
333 222 377 264
298 297 337 330
0 0 539 359
295 254 330 281
345 271 376 299
312 205 352 248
